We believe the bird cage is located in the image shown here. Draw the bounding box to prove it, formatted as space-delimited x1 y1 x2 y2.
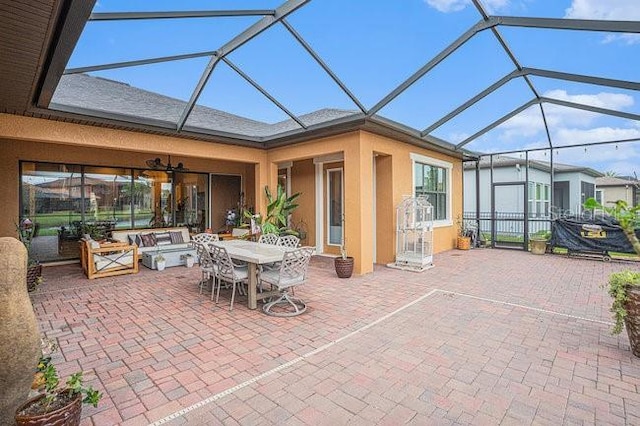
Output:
388 196 434 271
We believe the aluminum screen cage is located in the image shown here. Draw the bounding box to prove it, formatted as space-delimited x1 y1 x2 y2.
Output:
389 196 434 272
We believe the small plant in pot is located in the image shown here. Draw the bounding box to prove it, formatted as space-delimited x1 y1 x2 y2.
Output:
181 253 195 268
155 252 166 271
456 215 472 250
584 197 640 357
334 244 354 279
15 339 102 425
530 230 551 255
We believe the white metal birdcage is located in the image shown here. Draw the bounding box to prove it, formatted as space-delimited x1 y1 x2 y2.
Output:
388 196 434 271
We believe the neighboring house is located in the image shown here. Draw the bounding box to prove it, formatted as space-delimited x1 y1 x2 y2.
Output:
595 176 640 207
464 156 603 217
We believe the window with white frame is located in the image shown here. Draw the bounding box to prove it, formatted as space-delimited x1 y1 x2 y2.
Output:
528 181 550 217
411 154 451 222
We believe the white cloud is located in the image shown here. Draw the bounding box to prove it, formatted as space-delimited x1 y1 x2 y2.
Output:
603 34 640 45
424 0 511 13
544 89 634 110
463 88 640 173
552 126 640 146
564 0 640 20
425 0 469 13
564 0 640 45
495 90 636 141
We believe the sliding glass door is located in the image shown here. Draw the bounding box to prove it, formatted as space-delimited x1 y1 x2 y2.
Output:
20 161 209 262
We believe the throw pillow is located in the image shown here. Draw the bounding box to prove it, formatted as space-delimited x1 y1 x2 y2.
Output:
155 232 172 246
169 231 184 244
128 234 142 247
140 233 157 247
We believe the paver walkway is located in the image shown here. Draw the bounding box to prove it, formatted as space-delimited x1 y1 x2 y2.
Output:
30 249 639 425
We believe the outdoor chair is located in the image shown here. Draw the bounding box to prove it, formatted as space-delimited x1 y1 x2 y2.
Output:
259 247 314 317
211 245 249 311
194 242 216 294
192 233 219 246
276 235 300 248
80 239 138 279
258 233 279 245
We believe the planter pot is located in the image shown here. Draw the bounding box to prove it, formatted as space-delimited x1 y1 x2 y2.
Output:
156 260 166 271
624 287 640 358
334 257 354 278
16 390 82 426
27 263 42 292
530 238 547 255
457 236 471 250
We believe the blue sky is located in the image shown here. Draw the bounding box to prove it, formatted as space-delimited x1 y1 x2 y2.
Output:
65 0 640 176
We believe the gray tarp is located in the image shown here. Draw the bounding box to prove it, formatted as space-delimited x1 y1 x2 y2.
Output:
550 215 639 254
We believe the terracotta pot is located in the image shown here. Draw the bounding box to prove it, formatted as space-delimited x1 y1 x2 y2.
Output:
334 257 354 278
624 287 640 358
15 390 82 426
457 236 471 250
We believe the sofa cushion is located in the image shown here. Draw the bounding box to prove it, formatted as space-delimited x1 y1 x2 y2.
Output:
155 232 172 246
95 253 134 271
128 234 143 247
140 233 157 247
170 231 184 244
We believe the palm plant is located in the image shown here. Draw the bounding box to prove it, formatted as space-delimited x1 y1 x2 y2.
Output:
244 185 301 236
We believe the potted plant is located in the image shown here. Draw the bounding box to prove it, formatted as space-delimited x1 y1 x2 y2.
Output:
456 215 471 250
334 244 354 278
584 197 640 356
530 230 551 255
181 253 195 268
17 218 43 291
15 339 102 425
155 252 166 271
242 185 301 236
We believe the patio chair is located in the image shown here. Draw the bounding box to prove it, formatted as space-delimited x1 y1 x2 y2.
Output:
192 233 219 246
258 233 279 245
194 242 216 294
276 235 300 248
260 247 314 317
211 245 249 311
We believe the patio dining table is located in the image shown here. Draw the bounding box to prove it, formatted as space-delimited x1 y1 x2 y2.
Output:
211 240 293 310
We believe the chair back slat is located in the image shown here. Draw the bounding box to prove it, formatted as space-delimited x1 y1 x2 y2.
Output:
211 246 236 279
277 235 300 248
258 233 279 245
194 242 214 269
279 247 313 282
192 233 219 245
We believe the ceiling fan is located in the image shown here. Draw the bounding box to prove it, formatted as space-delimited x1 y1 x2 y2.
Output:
145 155 188 173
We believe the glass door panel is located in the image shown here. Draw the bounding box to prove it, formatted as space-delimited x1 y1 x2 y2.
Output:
174 172 209 233
83 167 132 232
327 168 343 246
20 162 83 262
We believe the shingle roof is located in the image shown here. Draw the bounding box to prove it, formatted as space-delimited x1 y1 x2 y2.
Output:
51 74 359 138
463 155 603 177
595 176 640 187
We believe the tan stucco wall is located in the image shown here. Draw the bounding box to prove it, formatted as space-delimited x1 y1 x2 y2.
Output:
361 131 462 257
290 159 316 247
265 130 463 273
0 114 463 275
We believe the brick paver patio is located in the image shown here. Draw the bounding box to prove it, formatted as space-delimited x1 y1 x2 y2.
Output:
30 249 639 425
